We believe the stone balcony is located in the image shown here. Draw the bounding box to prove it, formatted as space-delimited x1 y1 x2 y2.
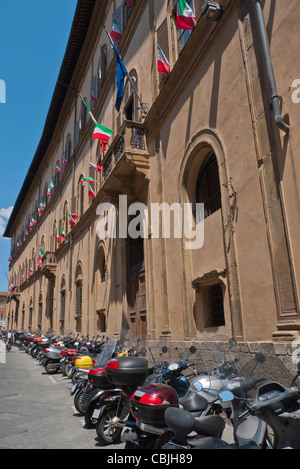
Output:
100 120 150 204
41 251 57 279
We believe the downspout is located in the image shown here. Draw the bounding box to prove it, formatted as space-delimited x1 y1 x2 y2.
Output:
254 0 290 133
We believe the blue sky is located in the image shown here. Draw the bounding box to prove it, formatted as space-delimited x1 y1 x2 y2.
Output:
0 0 77 292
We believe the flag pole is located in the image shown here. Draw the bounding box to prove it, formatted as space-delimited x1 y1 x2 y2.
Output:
103 25 148 117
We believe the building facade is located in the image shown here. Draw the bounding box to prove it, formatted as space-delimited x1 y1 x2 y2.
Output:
4 0 300 346
0 293 7 330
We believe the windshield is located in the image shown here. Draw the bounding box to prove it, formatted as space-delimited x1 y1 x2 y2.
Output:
95 340 118 366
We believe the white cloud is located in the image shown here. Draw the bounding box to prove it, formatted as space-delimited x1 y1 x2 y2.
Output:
0 206 13 237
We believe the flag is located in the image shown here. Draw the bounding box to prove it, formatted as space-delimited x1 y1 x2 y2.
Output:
40 249 45 257
92 123 113 142
110 19 122 43
28 266 33 275
88 184 95 198
115 54 128 111
176 0 195 29
50 179 55 190
60 226 65 238
56 164 61 173
79 94 97 124
68 212 78 226
104 25 128 111
57 233 61 243
88 161 103 172
63 156 67 164
80 176 95 183
157 43 170 75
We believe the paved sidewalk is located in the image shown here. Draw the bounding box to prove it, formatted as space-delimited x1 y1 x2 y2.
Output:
0 345 125 449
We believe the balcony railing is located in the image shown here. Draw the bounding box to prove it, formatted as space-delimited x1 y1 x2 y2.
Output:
41 251 57 279
101 120 149 186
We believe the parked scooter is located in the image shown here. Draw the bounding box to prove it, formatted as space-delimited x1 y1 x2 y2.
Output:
158 352 300 449
102 348 198 448
83 339 148 432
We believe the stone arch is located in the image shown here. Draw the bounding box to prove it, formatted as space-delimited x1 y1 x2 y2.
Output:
177 128 244 340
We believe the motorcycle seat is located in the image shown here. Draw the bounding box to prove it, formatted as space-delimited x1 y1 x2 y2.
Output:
165 407 225 443
178 392 207 412
194 414 225 438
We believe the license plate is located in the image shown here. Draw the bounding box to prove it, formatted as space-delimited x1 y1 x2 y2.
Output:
92 407 103 419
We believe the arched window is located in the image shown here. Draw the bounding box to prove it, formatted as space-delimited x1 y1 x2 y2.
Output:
75 263 83 319
78 176 85 216
60 276 66 321
65 134 72 164
124 69 138 121
196 151 221 219
98 44 107 93
98 245 106 283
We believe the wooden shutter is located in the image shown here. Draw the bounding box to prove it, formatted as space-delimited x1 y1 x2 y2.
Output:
156 18 171 90
74 120 80 148
90 74 98 108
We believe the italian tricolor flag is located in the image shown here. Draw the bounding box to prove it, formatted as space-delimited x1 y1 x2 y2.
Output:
81 176 95 184
88 184 95 198
176 0 195 29
92 123 113 142
157 43 170 75
60 226 65 238
88 161 103 172
68 212 79 227
110 19 122 43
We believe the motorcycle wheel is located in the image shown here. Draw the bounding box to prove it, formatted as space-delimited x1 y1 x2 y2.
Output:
96 407 122 445
45 360 60 374
74 388 86 415
84 402 97 428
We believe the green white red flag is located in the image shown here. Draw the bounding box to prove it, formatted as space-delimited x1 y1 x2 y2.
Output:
110 19 122 43
60 226 65 238
81 176 95 183
88 184 95 198
176 0 195 29
92 123 113 142
157 43 170 75
68 212 79 226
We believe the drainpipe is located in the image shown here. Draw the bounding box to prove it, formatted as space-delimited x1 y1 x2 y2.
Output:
254 0 290 133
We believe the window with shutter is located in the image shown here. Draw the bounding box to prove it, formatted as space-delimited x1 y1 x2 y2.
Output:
98 45 107 93
74 120 80 148
156 18 171 90
60 290 65 320
75 281 82 317
90 74 98 108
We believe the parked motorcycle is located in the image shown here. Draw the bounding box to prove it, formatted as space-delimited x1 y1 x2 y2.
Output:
102 347 198 448
158 352 300 449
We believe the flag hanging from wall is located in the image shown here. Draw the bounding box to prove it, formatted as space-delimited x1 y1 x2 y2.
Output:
110 19 122 43
88 161 103 172
60 226 65 238
92 123 113 142
40 248 45 257
68 212 79 226
157 43 170 75
115 53 128 112
176 0 195 29
56 164 61 173
80 176 95 183
88 184 95 198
